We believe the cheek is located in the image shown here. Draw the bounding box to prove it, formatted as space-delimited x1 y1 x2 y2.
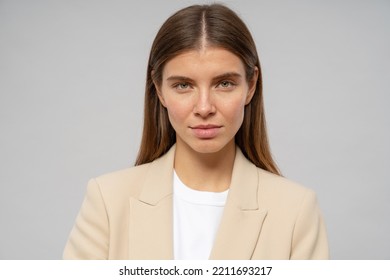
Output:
231 107 245 129
165 99 191 127
222 97 246 124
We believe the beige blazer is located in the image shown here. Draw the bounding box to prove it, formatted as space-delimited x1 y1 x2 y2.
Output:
63 145 329 259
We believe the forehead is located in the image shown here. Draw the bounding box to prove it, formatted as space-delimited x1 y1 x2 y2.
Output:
162 47 246 79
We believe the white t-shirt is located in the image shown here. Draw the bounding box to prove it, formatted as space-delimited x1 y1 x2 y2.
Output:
173 170 229 260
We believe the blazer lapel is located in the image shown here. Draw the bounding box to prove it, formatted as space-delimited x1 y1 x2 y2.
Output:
127 145 267 259
209 148 268 259
128 146 176 259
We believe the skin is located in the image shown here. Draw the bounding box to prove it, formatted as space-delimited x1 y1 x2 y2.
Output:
156 47 258 192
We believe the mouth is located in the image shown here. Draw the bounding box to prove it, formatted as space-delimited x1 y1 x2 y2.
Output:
190 124 222 139
191 124 222 129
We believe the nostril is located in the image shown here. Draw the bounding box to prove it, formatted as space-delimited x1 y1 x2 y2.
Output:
193 102 216 117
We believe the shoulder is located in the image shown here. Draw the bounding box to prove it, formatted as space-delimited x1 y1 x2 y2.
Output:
256 168 319 214
86 145 176 205
258 168 314 196
89 162 153 203
253 168 329 259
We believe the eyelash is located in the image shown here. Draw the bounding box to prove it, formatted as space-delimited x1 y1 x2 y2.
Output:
218 81 235 88
174 82 192 90
173 80 236 90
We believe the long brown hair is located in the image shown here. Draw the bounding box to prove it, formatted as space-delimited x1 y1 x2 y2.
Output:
135 4 280 175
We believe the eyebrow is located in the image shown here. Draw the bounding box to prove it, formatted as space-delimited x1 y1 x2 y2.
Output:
166 72 243 82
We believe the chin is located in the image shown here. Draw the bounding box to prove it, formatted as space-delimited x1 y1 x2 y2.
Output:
189 140 233 155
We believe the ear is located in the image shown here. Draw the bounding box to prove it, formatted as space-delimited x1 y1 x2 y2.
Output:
245 66 259 105
152 70 167 107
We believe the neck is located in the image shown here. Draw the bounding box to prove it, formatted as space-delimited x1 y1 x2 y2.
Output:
174 141 236 192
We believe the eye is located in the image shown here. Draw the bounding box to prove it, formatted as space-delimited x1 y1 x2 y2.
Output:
218 80 235 88
174 82 191 90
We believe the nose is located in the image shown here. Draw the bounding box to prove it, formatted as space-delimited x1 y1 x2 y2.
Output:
193 88 216 118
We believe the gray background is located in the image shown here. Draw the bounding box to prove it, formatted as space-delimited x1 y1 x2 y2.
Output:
0 0 389 259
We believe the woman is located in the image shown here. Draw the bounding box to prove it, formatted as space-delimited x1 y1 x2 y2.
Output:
63 4 329 260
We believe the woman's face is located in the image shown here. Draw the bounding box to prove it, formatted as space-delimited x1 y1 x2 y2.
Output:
156 47 258 155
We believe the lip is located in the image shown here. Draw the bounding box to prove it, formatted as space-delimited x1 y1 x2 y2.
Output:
191 124 222 129
190 124 222 139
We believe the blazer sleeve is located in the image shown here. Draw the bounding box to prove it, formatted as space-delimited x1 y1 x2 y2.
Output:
290 190 329 259
63 179 109 259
